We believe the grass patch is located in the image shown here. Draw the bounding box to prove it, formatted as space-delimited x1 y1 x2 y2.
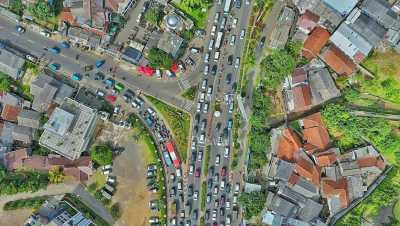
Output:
202 145 210 177
171 0 212 28
200 181 207 211
181 86 197 101
3 196 49 211
394 200 400 221
145 95 191 161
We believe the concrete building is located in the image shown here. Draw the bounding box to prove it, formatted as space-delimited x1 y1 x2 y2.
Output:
157 31 184 59
39 98 98 160
0 48 25 80
17 109 41 129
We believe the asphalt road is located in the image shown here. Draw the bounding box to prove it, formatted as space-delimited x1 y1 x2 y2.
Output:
0 16 194 112
183 0 252 225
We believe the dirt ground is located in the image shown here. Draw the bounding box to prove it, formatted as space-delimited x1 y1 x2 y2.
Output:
96 121 152 226
0 208 33 226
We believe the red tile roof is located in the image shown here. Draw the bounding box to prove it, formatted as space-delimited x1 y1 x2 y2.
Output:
321 45 357 76
315 152 337 167
302 112 330 152
4 148 28 170
295 157 321 185
1 104 21 122
302 27 330 60
357 157 386 170
277 128 302 162
64 167 89 181
322 178 349 209
292 85 312 112
59 9 79 27
22 156 49 171
297 10 320 33
292 68 307 84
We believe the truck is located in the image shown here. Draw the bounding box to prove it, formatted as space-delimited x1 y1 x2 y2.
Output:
71 73 82 81
215 31 224 49
223 0 232 14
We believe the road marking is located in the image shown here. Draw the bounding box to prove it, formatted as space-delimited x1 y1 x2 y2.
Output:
182 100 193 111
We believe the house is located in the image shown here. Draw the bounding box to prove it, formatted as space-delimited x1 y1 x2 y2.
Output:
30 74 74 112
0 92 24 107
275 128 302 162
262 211 284 226
321 44 357 76
291 85 312 112
307 67 340 104
39 98 98 160
3 148 28 170
121 46 143 65
321 178 349 214
300 112 331 153
314 149 338 167
270 6 296 49
302 27 330 60
12 125 34 144
322 0 358 16
18 109 41 129
1 104 21 122
68 27 102 49
296 10 320 34
361 0 400 31
267 192 300 217
157 31 184 59
0 47 25 80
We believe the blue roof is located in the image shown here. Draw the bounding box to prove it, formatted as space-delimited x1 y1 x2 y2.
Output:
323 0 358 16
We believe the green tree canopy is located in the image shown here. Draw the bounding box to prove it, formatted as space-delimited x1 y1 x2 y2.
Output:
90 145 113 166
9 0 24 16
144 7 164 25
48 167 64 183
28 0 55 21
239 191 266 219
147 48 174 69
110 203 122 219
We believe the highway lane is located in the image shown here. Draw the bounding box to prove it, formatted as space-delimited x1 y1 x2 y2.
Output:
184 0 252 225
0 16 194 112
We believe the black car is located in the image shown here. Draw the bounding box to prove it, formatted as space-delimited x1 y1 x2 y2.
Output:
260 36 266 48
235 0 241 8
211 65 218 76
192 209 198 220
94 72 105 80
225 73 232 84
228 55 233 65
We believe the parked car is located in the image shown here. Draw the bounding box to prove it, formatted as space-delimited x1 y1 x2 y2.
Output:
48 46 60 54
48 63 60 71
40 30 51 37
228 55 233 65
15 25 25 33
61 41 70 48
71 73 82 81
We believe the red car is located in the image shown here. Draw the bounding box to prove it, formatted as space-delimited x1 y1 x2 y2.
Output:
212 223 217 226
195 168 201 177
220 166 226 177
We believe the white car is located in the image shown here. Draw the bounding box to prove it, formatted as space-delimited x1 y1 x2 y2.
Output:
40 30 51 37
199 133 205 143
199 92 206 103
208 39 215 51
203 102 209 113
214 51 220 62
224 146 230 158
234 57 240 69
240 29 245 39
234 183 240 194
196 102 202 112
214 12 220 24
230 35 236 46
136 13 142 23
189 164 194 175
204 65 209 75
204 53 210 63
207 86 213 97
215 154 221 165
191 141 196 150
211 25 217 36
232 18 238 28
176 168 182 177
193 191 199 200
201 79 207 90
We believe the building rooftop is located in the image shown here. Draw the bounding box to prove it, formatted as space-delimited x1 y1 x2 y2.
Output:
321 44 357 76
0 48 25 80
321 178 349 211
296 10 320 34
18 109 41 129
1 104 21 122
302 27 330 60
157 31 184 58
361 0 400 30
276 128 302 162
308 67 340 104
322 0 358 16
301 112 331 152
39 98 98 160
121 46 143 65
292 85 312 112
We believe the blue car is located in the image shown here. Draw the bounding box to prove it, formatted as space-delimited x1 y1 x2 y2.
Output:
72 73 82 81
48 46 60 54
61 41 70 48
95 60 105 68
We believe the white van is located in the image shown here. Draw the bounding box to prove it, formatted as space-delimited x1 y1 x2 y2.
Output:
208 39 215 51
214 12 220 24
211 25 217 36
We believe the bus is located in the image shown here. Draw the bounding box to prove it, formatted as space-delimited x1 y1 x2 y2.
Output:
163 151 173 167
223 0 232 14
215 31 224 49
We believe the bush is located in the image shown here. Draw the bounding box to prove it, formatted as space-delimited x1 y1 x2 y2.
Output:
181 86 197 101
9 0 24 15
144 7 164 25
110 203 122 220
28 0 55 21
90 145 113 166
239 191 266 219
0 166 49 196
147 48 174 69
4 196 48 210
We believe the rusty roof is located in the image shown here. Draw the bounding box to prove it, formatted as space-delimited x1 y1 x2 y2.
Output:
321 178 349 209
295 157 321 186
1 104 21 122
302 112 330 152
302 27 330 60
293 85 312 112
321 45 357 76
277 128 302 162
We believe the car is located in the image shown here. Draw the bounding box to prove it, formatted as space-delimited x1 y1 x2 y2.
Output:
178 63 185 72
25 54 37 62
227 118 233 130
48 63 60 71
213 173 219 183
197 102 202 112
204 65 209 75
213 186 219 196
226 200 231 209
229 35 236 46
61 41 70 48
246 0 250 4
215 155 221 165
217 136 223 146
259 36 266 48
227 55 233 65
234 57 240 69
48 46 60 54
207 86 213 97
204 52 210 63
225 73 233 84
190 47 201 54
208 39 215 50
206 194 212 203
195 168 201 177
235 0 241 8
95 59 106 68
94 72 105 80
207 179 213 190
191 151 196 162
96 90 105 97
189 164 194 175
191 141 196 150
16 25 25 33
240 29 246 39
193 191 199 200
220 17 227 30
197 150 203 161
229 101 234 113
199 92 206 103
176 168 182 177
201 79 207 90
232 18 238 28
224 146 230 158
177 181 183 191
188 185 194 196
171 217 177 226
214 12 220 24
136 12 142 23
200 119 207 131
221 167 227 177
220 180 225 190
212 210 217 221
226 215 231 226
199 132 205 143
234 183 240 194
211 65 217 76
214 51 220 62
71 73 82 81
114 105 121 114
40 30 51 37
203 102 209 113
192 209 198 221
211 25 217 36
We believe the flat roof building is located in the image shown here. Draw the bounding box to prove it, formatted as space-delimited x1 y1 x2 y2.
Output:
39 98 98 160
157 31 184 59
0 48 25 80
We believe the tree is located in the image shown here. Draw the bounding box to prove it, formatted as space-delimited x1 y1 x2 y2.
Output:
48 167 63 183
110 203 122 219
147 48 174 69
0 73 11 92
9 0 24 16
144 7 164 26
90 145 113 166
28 0 55 21
239 191 266 219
